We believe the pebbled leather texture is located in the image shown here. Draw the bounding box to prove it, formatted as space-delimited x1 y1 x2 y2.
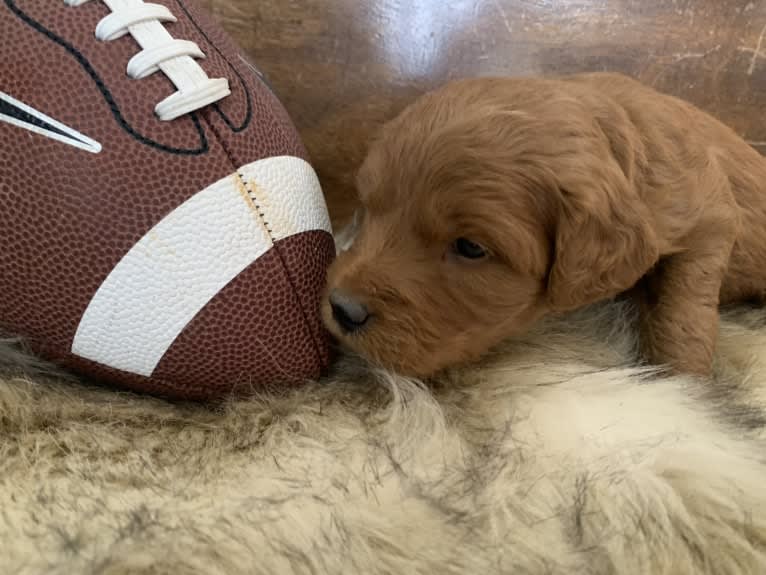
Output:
0 0 335 400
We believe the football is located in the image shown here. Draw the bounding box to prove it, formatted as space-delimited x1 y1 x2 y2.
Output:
0 0 336 400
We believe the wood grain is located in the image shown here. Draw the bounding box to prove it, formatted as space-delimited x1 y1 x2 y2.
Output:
199 0 766 227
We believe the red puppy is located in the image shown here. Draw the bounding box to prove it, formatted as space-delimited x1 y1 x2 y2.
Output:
323 73 766 377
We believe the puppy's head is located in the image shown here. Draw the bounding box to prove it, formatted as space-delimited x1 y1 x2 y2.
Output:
322 78 659 376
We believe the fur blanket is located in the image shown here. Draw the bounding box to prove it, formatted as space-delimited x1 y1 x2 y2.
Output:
2 299 766 575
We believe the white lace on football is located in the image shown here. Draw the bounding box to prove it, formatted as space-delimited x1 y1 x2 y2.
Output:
65 0 230 121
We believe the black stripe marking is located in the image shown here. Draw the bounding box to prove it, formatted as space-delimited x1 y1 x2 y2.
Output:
0 96 87 143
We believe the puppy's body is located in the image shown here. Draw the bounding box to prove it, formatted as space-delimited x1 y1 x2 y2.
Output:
566 74 766 303
324 73 766 376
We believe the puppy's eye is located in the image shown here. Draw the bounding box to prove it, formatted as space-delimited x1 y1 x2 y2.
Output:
451 237 488 260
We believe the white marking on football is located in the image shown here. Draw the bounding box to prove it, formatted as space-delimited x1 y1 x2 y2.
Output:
71 156 330 377
239 155 332 240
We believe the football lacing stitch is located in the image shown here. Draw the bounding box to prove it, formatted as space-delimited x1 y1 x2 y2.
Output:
65 0 230 121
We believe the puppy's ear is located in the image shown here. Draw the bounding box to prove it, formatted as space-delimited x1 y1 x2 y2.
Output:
547 154 659 311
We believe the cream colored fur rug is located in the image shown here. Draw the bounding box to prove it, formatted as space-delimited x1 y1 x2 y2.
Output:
1 299 766 574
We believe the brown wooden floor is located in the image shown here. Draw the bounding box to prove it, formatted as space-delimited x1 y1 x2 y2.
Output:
200 0 766 229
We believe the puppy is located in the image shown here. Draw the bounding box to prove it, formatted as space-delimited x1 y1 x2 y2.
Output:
322 72 766 377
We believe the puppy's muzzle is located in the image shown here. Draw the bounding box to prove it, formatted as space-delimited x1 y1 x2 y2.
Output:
330 289 370 333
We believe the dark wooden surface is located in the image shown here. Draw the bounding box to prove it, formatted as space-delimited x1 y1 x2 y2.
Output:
200 0 766 228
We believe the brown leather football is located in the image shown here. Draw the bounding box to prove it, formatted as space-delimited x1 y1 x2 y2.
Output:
0 0 335 400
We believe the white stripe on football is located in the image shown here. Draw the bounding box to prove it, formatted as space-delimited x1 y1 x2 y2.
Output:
71 156 331 377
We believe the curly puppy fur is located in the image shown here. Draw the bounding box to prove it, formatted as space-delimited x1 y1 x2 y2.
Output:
323 72 766 377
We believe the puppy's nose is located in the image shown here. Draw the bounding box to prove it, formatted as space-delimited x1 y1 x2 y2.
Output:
330 289 370 333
